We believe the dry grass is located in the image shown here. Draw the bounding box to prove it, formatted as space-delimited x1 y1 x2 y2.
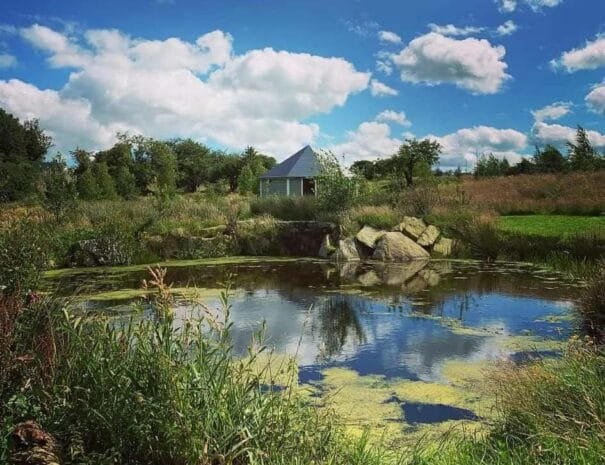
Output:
441 171 605 216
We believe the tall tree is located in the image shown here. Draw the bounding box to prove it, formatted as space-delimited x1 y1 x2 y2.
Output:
92 162 118 200
392 138 441 186
148 141 177 197
534 144 567 173
568 126 599 171
171 139 214 192
43 154 76 218
0 109 51 201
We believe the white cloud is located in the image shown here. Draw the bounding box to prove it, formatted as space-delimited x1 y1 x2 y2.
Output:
433 126 528 168
375 50 393 75
531 102 572 122
328 121 402 162
532 121 605 148
586 83 605 114
496 0 517 13
391 32 510 94
552 34 605 72
427 23 485 37
378 30 401 45
375 110 411 126
0 25 17 34
2 24 370 158
525 0 563 12
0 53 16 67
343 19 380 38
495 20 518 37
370 79 398 97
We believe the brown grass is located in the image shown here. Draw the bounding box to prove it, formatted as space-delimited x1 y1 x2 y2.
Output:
437 171 605 216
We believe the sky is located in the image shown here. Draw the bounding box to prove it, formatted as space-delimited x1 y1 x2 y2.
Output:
1 0 605 169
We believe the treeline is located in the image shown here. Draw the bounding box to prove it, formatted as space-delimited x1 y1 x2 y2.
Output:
351 126 605 181
0 108 275 203
475 126 605 178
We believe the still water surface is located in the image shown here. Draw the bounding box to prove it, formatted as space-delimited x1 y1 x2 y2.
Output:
47 259 580 434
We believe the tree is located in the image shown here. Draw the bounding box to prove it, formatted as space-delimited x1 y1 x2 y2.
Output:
148 141 177 197
92 162 118 200
474 153 511 177
568 126 600 171
350 160 377 180
171 139 214 192
43 154 76 218
237 146 275 194
316 150 358 214
392 138 442 187
0 109 51 201
96 142 139 198
534 144 567 173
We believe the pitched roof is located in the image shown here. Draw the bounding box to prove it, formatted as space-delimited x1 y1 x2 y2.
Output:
260 145 320 178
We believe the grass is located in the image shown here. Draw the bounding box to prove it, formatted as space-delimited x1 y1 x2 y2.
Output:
498 215 605 238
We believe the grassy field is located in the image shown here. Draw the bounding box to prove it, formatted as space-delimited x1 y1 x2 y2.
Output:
498 215 605 238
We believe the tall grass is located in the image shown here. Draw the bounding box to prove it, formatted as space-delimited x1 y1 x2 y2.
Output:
1 268 398 465
413 341 605 465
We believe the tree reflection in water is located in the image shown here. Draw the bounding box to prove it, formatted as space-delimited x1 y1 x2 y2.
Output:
316 296 366 360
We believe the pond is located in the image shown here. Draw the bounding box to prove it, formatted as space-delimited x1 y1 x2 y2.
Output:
45 258 581 445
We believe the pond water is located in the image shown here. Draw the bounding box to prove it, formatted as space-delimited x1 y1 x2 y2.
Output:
45 259 581 444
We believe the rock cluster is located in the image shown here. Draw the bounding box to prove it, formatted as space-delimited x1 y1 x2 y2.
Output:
319 216 453 262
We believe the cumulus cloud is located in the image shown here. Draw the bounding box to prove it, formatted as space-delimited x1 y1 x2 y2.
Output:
496 0 517 13
532 121 605 148
586 83 605 114
427 23 485 37
433 125 528 168
0 53 16 67
552 34 605 72
328 121 402 162
391 32 510 94
531 102 572 122
2 24 370 158
375 110 411 126
495 20 518 37
370 79 398 97
378 30 401 44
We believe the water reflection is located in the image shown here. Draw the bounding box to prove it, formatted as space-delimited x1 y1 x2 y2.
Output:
47 259 579 385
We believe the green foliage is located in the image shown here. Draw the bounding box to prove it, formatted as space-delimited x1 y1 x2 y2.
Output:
315 150 359 215
534 144 567 173
92 161 119 200
568 125 603 171
250 196 319 221
392 138 442 187
0 221 47 297
578 262 605 343
0 109 51 202
474 153 511 178
171 138 214 192
42 154 77 219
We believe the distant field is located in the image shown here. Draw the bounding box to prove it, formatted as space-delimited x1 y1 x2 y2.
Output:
499 215 605 238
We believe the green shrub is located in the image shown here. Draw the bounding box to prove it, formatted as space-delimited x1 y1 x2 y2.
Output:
578 263 605 343
250 196 319 221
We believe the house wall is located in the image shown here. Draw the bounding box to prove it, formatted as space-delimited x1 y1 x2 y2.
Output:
260 178 307 196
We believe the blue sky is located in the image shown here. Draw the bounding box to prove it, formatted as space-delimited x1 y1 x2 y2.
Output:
1 0 605 168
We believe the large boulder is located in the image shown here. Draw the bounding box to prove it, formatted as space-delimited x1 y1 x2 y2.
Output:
356 226 385 249
417 225 440 248
68 237 133 267
395 217 427 241
433 237 453 257
334 237 361 261
372 232 430 261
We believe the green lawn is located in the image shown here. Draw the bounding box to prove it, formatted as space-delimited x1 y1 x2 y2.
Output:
499 215 605 237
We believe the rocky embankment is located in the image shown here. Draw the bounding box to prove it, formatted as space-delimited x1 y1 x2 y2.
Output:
66 217 451 267
320 216 453 262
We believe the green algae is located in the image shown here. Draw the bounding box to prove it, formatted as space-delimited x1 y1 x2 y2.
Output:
44 256 318 278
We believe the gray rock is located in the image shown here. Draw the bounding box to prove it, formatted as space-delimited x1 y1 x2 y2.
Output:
395 217 427 241
372 232 430 261
357 270 382 287
334 237 361 261
356 225 385 249
318 234 335 258
418 269 440 287
69 237 133 267
433 237 453 256
417 225 440 247
377 260 428 286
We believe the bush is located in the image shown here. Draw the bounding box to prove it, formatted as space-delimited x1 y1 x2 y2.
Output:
250 196 319 221
578 262 605 343
340 205 400 235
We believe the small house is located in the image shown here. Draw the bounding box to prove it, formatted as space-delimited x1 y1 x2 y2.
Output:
259 145 320 197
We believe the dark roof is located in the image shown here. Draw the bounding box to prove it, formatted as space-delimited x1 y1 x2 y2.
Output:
260 145 320 178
